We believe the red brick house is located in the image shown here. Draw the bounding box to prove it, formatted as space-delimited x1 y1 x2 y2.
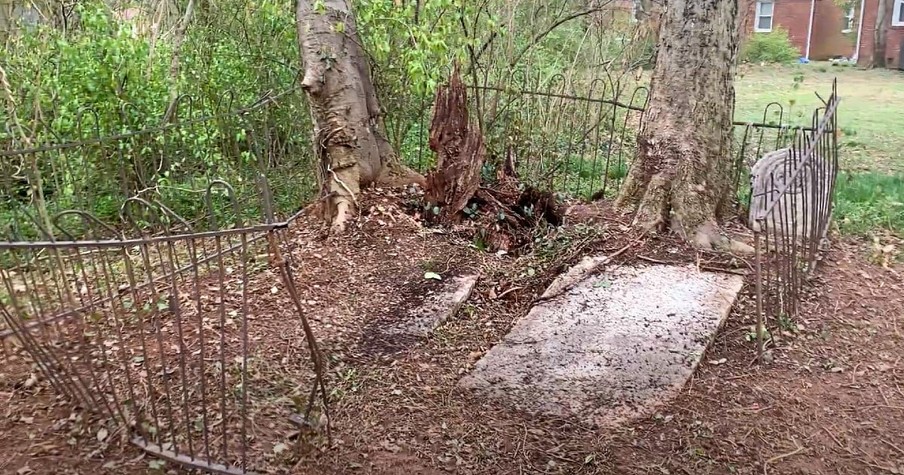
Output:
743 1 857 60
854 0 904 68
743 0 904 68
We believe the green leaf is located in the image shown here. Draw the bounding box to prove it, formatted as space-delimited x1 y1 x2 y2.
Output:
424 272 442 281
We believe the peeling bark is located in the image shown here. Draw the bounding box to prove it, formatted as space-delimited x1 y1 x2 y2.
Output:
615 0 751 253
296 0 424 233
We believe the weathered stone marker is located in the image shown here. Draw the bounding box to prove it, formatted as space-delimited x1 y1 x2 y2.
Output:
459 263 743 427
748 147 834 241
389 274 479 337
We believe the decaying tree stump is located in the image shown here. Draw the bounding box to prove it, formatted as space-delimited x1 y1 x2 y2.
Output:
422 66 564 253
424 64 485 224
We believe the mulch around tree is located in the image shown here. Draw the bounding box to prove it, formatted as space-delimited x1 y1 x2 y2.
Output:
1 190 902 475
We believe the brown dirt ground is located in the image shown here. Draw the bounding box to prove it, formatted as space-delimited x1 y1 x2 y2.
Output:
1 192 903 475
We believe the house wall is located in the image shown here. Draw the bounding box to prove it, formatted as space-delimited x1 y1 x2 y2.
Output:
810 1 858 59
743 0 856 60
857 0 904 68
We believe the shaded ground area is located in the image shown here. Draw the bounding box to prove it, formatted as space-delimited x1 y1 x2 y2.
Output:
1 194 902 475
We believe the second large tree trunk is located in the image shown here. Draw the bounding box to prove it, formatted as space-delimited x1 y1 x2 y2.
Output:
616 0 744 251
872 0 890 68
296 0 423 233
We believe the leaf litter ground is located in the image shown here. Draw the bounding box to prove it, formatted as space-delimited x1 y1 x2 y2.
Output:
1 190 903 475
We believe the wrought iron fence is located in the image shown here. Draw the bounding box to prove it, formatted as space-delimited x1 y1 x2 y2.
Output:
432 74 822 205
1 92 327 474
0 70 841 473
751 81 839 357
454 74 840 359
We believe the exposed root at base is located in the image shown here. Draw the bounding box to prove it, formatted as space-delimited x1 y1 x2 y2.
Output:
618 188 755 256
326 164 425 234
692 222 755 255
631 173 671 233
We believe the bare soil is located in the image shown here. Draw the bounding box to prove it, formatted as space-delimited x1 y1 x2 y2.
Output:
1 192 902 475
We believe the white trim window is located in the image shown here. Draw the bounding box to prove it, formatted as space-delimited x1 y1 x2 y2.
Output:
755 1 774 32
843 6 855 33
894 0 904 27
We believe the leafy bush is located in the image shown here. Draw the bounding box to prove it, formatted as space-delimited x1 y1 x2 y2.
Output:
0 0 310 234
741 28 800 63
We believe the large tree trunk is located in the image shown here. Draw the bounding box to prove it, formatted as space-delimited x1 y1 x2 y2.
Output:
296 0 424 233
615 0 747 252
872 0 890 68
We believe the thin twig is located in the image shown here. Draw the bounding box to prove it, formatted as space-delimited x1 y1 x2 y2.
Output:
763 446 806 475
495 286 523 300
637 255 674 265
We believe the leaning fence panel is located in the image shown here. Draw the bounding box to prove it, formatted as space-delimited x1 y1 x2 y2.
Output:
0 218 328 474
751 82 839 358
0 91 328 474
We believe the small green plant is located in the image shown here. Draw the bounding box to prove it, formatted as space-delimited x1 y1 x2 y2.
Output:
777 313 798 333
741 28 800 63
462 202 480 220
834 172 904 236
745 325 771 342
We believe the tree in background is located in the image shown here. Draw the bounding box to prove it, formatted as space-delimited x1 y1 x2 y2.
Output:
872 0 891 68
296 0 424 233
615 0 751 252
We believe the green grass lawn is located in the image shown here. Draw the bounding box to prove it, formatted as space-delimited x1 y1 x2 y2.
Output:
735 63 904 236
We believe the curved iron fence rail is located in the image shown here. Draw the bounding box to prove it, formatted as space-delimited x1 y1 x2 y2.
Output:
447 76 819 203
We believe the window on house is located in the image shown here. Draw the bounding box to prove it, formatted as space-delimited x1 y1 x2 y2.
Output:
894 0 904 27
843 6 855 33
756 1 774 32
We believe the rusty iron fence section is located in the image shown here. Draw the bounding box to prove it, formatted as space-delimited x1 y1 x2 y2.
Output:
751 81 839 357
0 193 328 475
404 75 820 204
0 92 327 474
467 75 650 200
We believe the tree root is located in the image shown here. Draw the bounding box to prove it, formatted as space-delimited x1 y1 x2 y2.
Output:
632 173 670 232
691 221 755 255
619 176 755 256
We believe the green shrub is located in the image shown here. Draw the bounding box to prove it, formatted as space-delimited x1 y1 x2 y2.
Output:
741 28 800 63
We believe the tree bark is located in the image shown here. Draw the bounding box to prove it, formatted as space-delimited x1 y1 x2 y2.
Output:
296 0 424 233
872 0 889 68
615 0 749 252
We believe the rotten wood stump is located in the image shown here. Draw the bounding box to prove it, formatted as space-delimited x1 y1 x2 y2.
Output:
424 65 485 224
